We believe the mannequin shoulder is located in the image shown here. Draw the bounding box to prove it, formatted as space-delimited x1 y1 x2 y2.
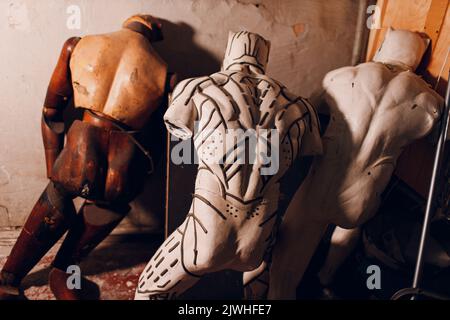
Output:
72 34 108 54
52 36 81 68
410 83 444 119
171 76 210 102
70 34 113 70
323 65 357 86
323 62 392 90
389 72 443 106
377 72 443 127
62 36 81 53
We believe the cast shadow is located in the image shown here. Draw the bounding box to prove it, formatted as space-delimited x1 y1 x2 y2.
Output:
152 20 239 299
411 39 448 97
129 19 222 229
152 19 222 79
286 97 354 298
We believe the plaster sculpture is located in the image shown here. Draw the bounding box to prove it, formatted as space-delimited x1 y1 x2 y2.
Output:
266 28 444 299
0 15 169 300
135 31 322 299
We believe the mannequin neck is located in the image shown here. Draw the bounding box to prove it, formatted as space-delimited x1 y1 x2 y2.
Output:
376 60 414 72
123 23 158 43
224 62 265 75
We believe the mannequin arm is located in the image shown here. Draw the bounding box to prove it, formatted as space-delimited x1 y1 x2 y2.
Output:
42 37 80 178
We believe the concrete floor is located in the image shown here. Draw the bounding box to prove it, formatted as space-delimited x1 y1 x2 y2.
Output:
0 233 163 300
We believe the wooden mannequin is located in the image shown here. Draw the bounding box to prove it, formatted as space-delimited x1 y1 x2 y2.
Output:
0 14 169 300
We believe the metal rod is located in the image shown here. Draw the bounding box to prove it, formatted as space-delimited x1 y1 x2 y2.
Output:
412 74 450 292
392 287 450 300
351 0 371 66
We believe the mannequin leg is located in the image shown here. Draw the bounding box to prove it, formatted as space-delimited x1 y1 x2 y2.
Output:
267 216 328 299
243 261 269 300
0 182 76 299
135 220 201 300
243 214 281 300
317 226 361 287
49 201 130 300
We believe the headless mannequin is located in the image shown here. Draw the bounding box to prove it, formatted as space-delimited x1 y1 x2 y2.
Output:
135 31 322 299
266 28 444 299
0 15 168 300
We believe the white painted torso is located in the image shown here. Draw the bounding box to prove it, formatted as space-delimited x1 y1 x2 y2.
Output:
300 62 443 227
164 66 322 268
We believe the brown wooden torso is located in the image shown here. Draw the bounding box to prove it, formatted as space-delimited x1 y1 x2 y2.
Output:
70 29 167 129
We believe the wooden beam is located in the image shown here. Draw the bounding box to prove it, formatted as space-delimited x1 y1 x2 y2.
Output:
366 0 388 61
423 0 449 49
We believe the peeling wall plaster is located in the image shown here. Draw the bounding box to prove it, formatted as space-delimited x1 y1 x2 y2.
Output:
7 0 31 31
0 0 362 228
0 166 10 187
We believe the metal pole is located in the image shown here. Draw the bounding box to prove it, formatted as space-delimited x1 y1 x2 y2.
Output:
412 74 450 293
351 0 371 66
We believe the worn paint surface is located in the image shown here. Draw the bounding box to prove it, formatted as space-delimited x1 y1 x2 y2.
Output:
0 0 361 228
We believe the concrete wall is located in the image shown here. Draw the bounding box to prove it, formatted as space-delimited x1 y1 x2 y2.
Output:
0 0 363 230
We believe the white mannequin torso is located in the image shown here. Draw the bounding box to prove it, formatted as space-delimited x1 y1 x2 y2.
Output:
266 29 444 299
307 61 443 227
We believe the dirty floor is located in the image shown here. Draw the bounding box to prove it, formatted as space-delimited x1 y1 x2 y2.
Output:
0 233 163 300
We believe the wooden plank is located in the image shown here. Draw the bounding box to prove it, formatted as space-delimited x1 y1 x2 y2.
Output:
365 0 449 197
394 1 449 197
366 0 388 60
425 5 450 93
381 0 431 30
423 0 449 50
366 0 449 90
367 0 432 61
